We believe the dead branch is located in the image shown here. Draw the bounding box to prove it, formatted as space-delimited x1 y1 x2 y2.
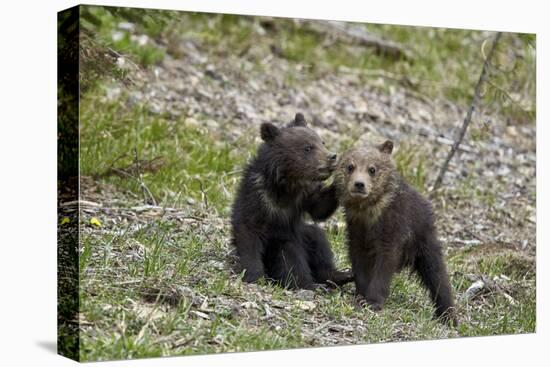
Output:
97 156 165 179
338 65 418 89
195 178 209 211
431 32 502 192
133 148 157 205
302 20 413 61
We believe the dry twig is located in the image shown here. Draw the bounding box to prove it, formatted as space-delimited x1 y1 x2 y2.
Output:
133 147 157 205
432 32 502 192
302 20 413 61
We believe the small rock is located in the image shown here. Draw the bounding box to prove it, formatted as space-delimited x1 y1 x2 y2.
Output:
248 80 260 91
417 108 431 122
127 91 143 107
463 279 487 300
208 260 225 270
506 125 518 137
188 75 200 87
105 86 121 101
295 289 315 300
131 34 149 46
167 107 182 118
502 292 517 305
190 310 210 319
134 304 165 321
294 300 316 311
263 304 273 318
111 31 124 42
241 301 259 309
154 67 162 79
197 89 213 100
496 165 511 176
175 286 195 299
205 119 219 130
213 334 224 345
184 117 199 127
118 22 135 32
116 57 126 69
271 300 290 310
205 64 224 81
148 102 163 115
253 22 267 36
454 238 482 246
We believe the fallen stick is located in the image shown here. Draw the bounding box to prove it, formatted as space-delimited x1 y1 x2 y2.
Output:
302 20 413 61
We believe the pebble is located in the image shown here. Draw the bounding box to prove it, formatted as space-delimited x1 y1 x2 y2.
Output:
118 22 135 32
463 279 487 300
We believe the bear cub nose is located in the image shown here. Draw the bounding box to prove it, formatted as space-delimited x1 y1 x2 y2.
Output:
354 181 365 190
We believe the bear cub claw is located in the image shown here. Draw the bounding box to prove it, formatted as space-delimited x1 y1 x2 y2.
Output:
355 294 383 311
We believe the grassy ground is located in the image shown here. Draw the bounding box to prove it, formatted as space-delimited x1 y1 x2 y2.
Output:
74 95 534 361
64 6 536 362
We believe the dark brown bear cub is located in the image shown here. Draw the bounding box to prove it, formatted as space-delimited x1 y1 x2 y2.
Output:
231 113 352 290
335 140 457 324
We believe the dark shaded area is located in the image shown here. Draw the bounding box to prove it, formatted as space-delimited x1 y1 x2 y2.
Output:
57 5 81 362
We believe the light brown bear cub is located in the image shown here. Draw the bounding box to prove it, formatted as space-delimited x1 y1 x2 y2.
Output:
334 140 457 325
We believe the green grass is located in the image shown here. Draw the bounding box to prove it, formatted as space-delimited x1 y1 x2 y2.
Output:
71 7 536 361
81 6 167 67
394 143 428 194
75 91 535 361
79 213 535 360
80 92 256 215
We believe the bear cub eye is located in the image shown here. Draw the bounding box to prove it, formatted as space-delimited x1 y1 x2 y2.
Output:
368 166 376 175
347 164 355 173
304 145 314 152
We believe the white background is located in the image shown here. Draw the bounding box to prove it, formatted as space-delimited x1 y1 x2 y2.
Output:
0 0 546 365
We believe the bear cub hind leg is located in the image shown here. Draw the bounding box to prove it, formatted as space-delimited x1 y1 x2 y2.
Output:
302 224 354 287
414 235 458 326
265 239 318 290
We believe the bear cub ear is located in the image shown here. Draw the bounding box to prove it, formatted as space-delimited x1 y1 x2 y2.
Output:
261 122 280 142
290 113 308 127
378 140 394 154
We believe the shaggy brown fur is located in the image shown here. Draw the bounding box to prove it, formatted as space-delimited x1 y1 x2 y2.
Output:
231 113 353 289
334 140 457 325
